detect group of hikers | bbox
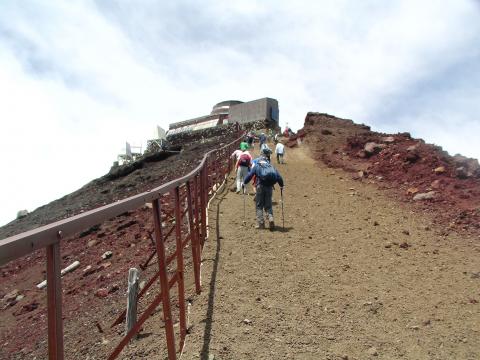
[230,131,286,231]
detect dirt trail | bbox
[182,143,480,360]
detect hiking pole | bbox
[281,187,285,230]
[242,184,246,226]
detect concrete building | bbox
[229,98,279,127]
[167,97,279,136]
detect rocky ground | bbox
[1,115,479,359]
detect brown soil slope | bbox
[183,144,480,360]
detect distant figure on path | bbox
[275,142,285,164]
[260,143,272,162]
[274,133,279,144]
[247,132,254,148]
[259,132,267,150]
[235,149,252,194]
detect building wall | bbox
[229,97,279,126]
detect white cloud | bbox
[1,0,479,226]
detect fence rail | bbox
[0,133,243,360]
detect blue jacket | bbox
[244,161,284,187]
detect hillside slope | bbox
[0,125,240,239]
[1,114,479,359]
[290,113,480,235]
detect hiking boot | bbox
[268,215,275,231]
[255,223,265,229]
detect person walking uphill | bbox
[275,141,285,164]
[259,132,267,150]
[243,157,284,230]
[235,149,252,194]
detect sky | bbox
[1,0,479,227]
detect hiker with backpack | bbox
[247,132,254,148]
[249,147,271,199]
[231,147,243,162]
[243,155,284,230]
[235,149,252,194]
[260,143,272,162]
[275,141,285,164]
[259,132,267,150]
[240,141,249,152]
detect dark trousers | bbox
[276,153,284,164]
[255,185,273,224]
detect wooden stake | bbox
[126,268,139,337]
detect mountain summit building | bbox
[167,97,279,135]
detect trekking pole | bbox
[281,187,285,230]
[242,184,246,226]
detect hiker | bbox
[275,141,285,164]
[247,133,254,148]
[240,141,249,152]
[231,147,243,162]
[274,133,279,144]
[249,147,271,197]
[260,144,272,162]
[259,132,267,150]
[243,156,284,230]
[235,149,252,194]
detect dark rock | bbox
[405,152,420,163]
[14,300,39,316]
[455,167,469,179]
[79,224,101,238]
[109,284,120,293]
[116,220,137,231]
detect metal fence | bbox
[0,133,243,360]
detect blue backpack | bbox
[257,160,277,186]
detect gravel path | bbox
[182,144,479,360]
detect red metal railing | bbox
[0,133,242,360]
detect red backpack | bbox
[238,153,251,167]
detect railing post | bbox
[199,167,207,247]
[193,175,202,259]
[207,158,212,195]
[228,145,233,174]
[152,199,176,360]
[46,235,64,360]
[186,181,201,294]
[173,187,187,350]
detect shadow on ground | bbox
[200,184,228,360]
